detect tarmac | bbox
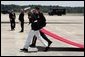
[1,13,84,56]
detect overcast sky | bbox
[1,1,84,7]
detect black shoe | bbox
[20,48,28,52]
[19,30,23,32]
[44,41,52,51]
[44,47,50,51]
[29,44,36,47]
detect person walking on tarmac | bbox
[20,8,51,52]
[19,9,24,32]
[27,7,52,51]
[9,9,16,31]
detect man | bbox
[21,7,52,52]
[20,9,48,52]
[29,7,52,51]
[9,10,16,31]
[19,9,24,32]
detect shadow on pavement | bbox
[19,46,84,53]
[36,46,84,52]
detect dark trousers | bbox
[10,19,15,30]
[20,21,24,31]
[31,31,51,45]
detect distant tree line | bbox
[1,4,84,13]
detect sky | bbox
[1,1,84,7]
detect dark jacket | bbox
[37,12,46,28]
[9,12,16,20]
[19,12,24,21]
[28,12,46,31]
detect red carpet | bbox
[41,28,84,48]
